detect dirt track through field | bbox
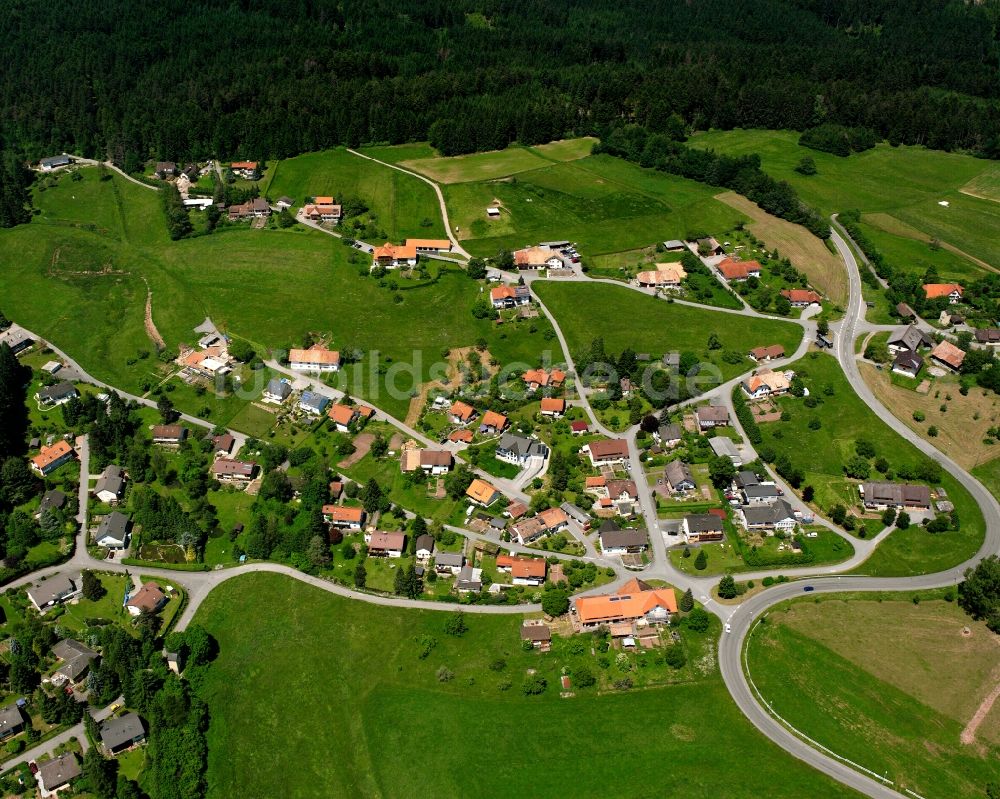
[142,277,166,351]
[863,212,998,274]
[961,670,1000,744]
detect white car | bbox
[724,623,731,633]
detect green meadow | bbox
[264,148,446,239]
[532,280,803,382]
[193,573,858,799]
[442,154,745,257]
[0,167,555,422]
[690,129,1000,272]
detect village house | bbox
[695,237,725,256]
[695,405,729,430]
[572,579,677,632]
[663,239,686,252]
[26,573,81,612]
[570,419,590,436]
[179,346,232,379]
[495,433,549,468]
[975,328,1000,346]
[0,705,24,741]
[664,460,696,493]
[210,433,235,455]
[39,154,73,171]
[276,196,294,211]
[655,423,682,449]
[520,621,552,650]
[598,524,648,555]
[37,489,67,518]
[539,397,566,417]
[302,203,342,222]
[582,438,630,467]
[228,197,270,221]
[605,479,639,515]
[151,424,187,446]
[298,391,331,416]
[434,551,464,575]
[126,582,167,616]
[456,563,483,593]
[860,482,931,511]
[372,242,418,269]
[230,161,260,179]
[780,289,822,307]
[522,367,567,392]
[328,403,360,432]
[94,464,126,505]
[31,440,75,476]
[466,478,503,507]
[738,499,797,534]
[929,340,965,372]
[51,639,99,685]
[479,410,509,435]
[95,511,131,549]
[561,502,591,528]
[448,428,474,444]
[490,284,531,309]
[513,245,566,270]
[262,378,292,404]
[323,505,366,530]
[636,263,686,289]
[495,554,547,586]
[716,257,761,282]
[401,448,453,475]
[288,344,341,372]
[100,713,146,755]
[154,161,176,179]
[36,753,81,795]
[414,535,436,562]
[896,302,916,319]
[923,283,963,304]
[512,506,569,544]
[35,381,78,407]
[179,163,199,181]
[749,344,785,362]
[709,436,743,466]
[406,238,452,254]
[211,459,256,484]
[887,324,932,355]
[367,531,406,558]
[741,368,791,400]
[891,350,923,379]
[448,400,477,426]
[682,513,724,544]
[742,482,781,505]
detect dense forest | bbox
[0,0,999,165]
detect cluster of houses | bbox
[177,330,236,381]
[371,239,452,269]
[25,573,168,617]
[511,243,577,273]
[886,322,967,376]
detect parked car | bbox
[28,762,37,775]
[803,585,814,592]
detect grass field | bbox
[714,191,848,306]
[856,215,992,281]
[959,163,1000,203]
[0,168,556,422]
[861,363,1000,471]
[533,280,803,384]
[193,573,858,799]
[264,148,446,239]
[690,129,1000,272]
[747,596,1000,798]
[756,353,984,576]
[443,154,746,257]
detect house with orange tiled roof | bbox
[923,283,963,303]
[495,555,547,586]
[780,289,822,307]
[740,368,792,400]
[513,246,566,270]
[490,284,531,309]
[230,161,259,178]
[522,368,566,392]
[322,505,366,529]
[328,403,359,432]
[449,400,477,425]
[406,239,452,253]
[540,397,565,417]
[572,579,677,631]
[511,506,568,545]
[303,203,342,222]
[289,344,341,372]
[466,478,503,507]
[372,242,417,269]
[716,257,760,282]
[31,440,75,476]
[479,410,509,435]
[448,428,473,444]
[636,263,686,288]
[749,344,785,362]
[930,340,966,372]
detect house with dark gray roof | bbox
[495,434,549,467]
[34,381,78,407]
[263,378,292,403]
[735,471,759,489]
[434,551,464,575]
[96,511,130,549]
[887,324,932,355]
[0,704,25,740]
[415,534,435,560]
[664,460,695,493]
[36,753,81,793]
[739,499,797,534]
[656,423,682,448]
[26,573,81,612]
[599,526,648,554]
[94,464,126,505]
[742,483,781,505]
[40,154,73,170]
[682,514,724,543]
[37,489,67,517]
[100,712,146,754]
[52,639,99,683]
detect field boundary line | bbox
[743,618,895,787]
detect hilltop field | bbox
[691,130,1000,278]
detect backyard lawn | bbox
[193,573,858,799]
[747,595,1000,799]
